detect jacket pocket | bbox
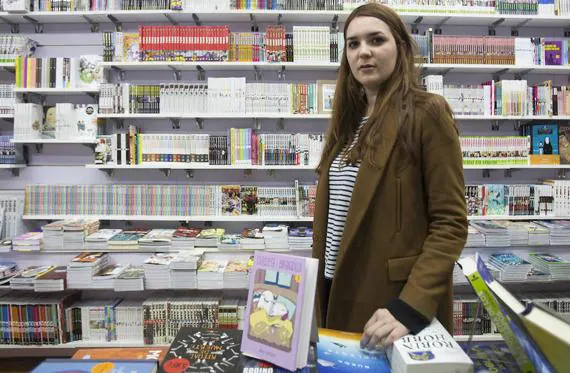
[396,178,401,233]
[387,254,420,282]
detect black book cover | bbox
[159,328,243,373]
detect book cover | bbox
[71,252,106,264]
[530,123,560,164]
[544,40,562,65]
[32,359,157,373]
[387,318,473,373]
[108,229,151,245]
[457,341,520,373]
[316,328,390,372]
[241,251,318,371]
[222,185,241,216]
[558,125,570,164]
[158,328,242,373]
[72,347,168,363]
[77,55,102,89]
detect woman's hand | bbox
[360,308,410,349]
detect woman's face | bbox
[345,16,398,92]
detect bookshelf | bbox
[2,3,570,352]
[10,139,97,144]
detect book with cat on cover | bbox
[158,328,242,373]
[72,347,168,363]
[387,318,473,373]
[316,328,390,372]
[241,251,318,371]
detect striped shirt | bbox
[324,117,367,279]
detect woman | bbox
[312,3,468,349]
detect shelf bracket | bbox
[185,170,194,179]
[82,143,97,151]
[82,15,99,33]
[192,13,202,26]
[504,169,513,178]
[278,66,286,80]
[514,69,533,80]
[434,17,450,34]
[514,19,530,30]
[244,169,252,176]
[411,16,423,34]
[513,120,522,131]
[204,221,213,227]
[34,144,43,153]
[482,169,490,178]
[23,15,43,33]
[195,118,204,129]
[112,66,125,81]
[277,117,284,130]
[0,16,18,33]
[565,28,570,38]
[161,168,171,177]
[557,169,567,179]
[510,27,519,37]
[267,169,275,177]
[170,118,181,129]
[249,14,258,32]
[102,168,114,176]
[196,65,206,81]
[253,66,262,81]
[253,118,261,130]
[107,14,122,32]
[491,120,500,131]
[10,168,20,177]
[277,13,283,26]
[488,18,505,35]
[331,14,338,31]
[164,13,179,26]
[115,118,124,129]
[492,68,508,81]
[440,67,452,76]
[169,65,182,81]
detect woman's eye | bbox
[348,41,358,49]
[371,37,385,45]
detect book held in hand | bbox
[241,251,318,371]
[387,318,473,373]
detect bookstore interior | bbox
[1,0,570,372]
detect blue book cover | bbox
[31,359,157,373]
[316,328,390,372]
[531,123,558,155]
[458,341,521,373]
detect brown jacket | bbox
[312,94,468,334]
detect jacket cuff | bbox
[387,298,431,335]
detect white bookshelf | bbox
[86,164,316,170]
[5,247,311,254]
[456,115,570,121]
[0,164,26,169]
[98,113,331,119]
[0,9,568,27]
[0,114,14,119]
[463,165,570,170]
[100,61,570,74]
[10,139,98,144]
[468,215,565,221]
[22,214,314,222]
[13,88,99,95]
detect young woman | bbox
[312,3,468,349]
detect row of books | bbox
[13,103,100,141]
[0,192,24,241]
[0,84,15,116]
[14,55,102,90]
[103,25,344,63]
[95,128,324,167]
[5,224,311,252]
[424,76,570,117]
[0,291,246,345]
[7,0,569,15]
[0,35,36,64]
[98,80,328,115]
[467,220,570,247]
[0,136,22,165]
[23,183,316,217]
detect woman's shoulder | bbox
[412,91,459,140]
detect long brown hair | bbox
[317,3,429,172]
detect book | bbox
[316,328,390,372]
[458,254,556,373]
[387,318,473,373]
[72,347,168,363]
[241,251,318,371]
[530,123,560,165]
[32,359,158,373]
[458,341,520,373]
[158,327,242,373]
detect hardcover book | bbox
[32,359,157,373]
[241,251,318,371]
[530,123,560,165]
[72,347,168,363]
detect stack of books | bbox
[67,252,110,289]
[34,266,67,292]
[138,229,175,251]
[223,260,249,289]
[197,260,226,289]
[528,253,570,280]
[92,264,126,289]
[171,227,201,250]
[114,266,145,291]
[84,229,122,251]
[170,250,203,289]
[143,253,175,289]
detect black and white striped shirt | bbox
[324,117,367,279]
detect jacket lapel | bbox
[335,111,400,274]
